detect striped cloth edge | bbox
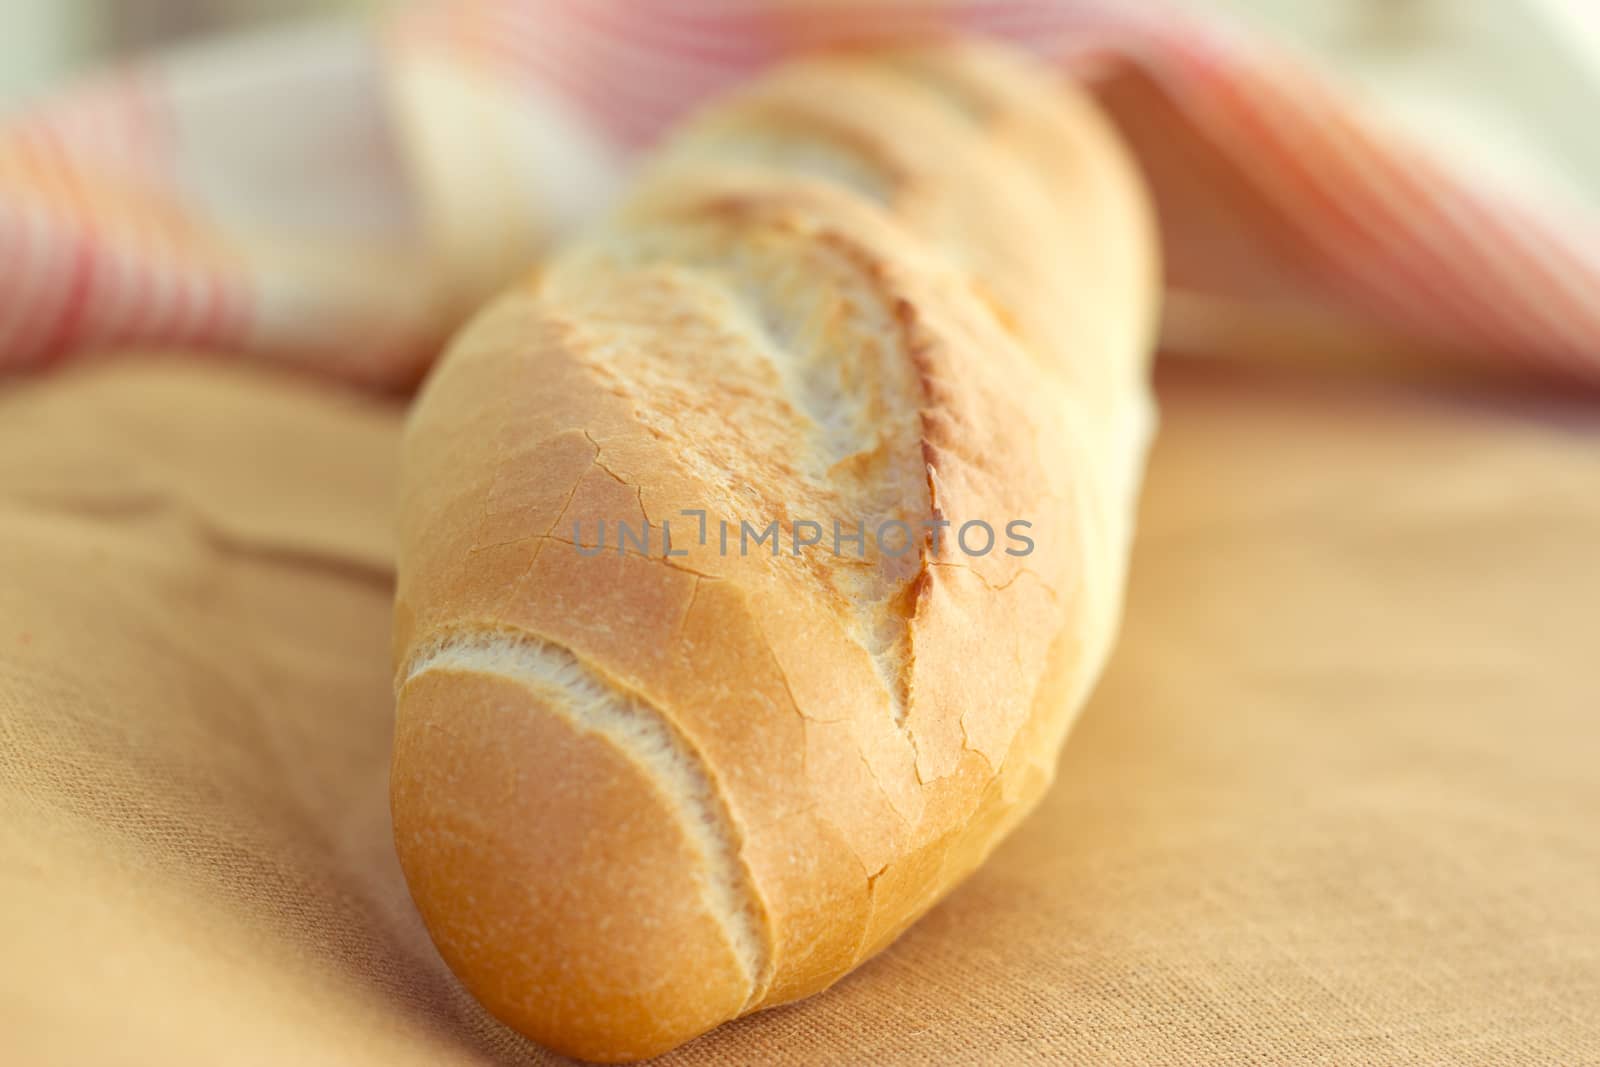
[2,0,1597,388]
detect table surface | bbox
[2,357,1597,1065]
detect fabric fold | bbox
[3,1,1598,386]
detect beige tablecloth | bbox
[2,358,1597,1065]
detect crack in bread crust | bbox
[404,629,772,1008]
[545,198,940,731]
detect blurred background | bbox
[3,0,1598,212]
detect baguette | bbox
[392,42,1158,1062]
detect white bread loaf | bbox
[392,42,1159,1062]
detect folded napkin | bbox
[3,0,1599,386]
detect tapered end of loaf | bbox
[391,658,755,1062]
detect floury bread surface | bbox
[391,43,1159,1062]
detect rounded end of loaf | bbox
[390,641,759,1063]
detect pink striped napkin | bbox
[3,0,1598,388]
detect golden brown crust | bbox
[392,42,1158,1061]
[393,666,753,1061]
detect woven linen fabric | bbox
[2,357,1597,1066]
[3,0,1600,387]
